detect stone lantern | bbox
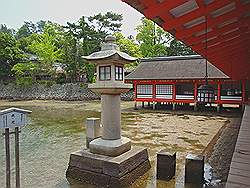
[66,35,150,187]
[84,35,135,156]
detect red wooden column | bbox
[153,81,156,109]
[134,81,138,109]
[242,80,246,104]
[153,81,156,99]
[194,81,198,101]
[173,81,176,101]
[217,81,221,103]
[134,81,137,100]
[217,81,222,112]
[194,81,198,111]
[172,81,176,110]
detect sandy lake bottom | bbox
[0,100,237,188]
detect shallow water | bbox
[0,100,229,188]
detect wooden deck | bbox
[226,105,250,188]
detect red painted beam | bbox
[192,30,249,50]
[192,36,250,52]
[144,0,189,19]
[209,44,249,59]
[138,0,157,8]
[184,18,250,45]
[175,3,250,39]
[163,0,233,30]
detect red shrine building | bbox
[122,0,250,111]
[126,55,248,111]
[121,0,250,81]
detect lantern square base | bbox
[89,137,131,157]
[66,147,151,187]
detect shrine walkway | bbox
[226,105,250,188]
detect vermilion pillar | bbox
[134,81,137,109]
[242,80,246,104]
[217,81,222,112]
[153,81,156,109]
[134,81,137,100]
[173,82,176,101]
[217,81,221,103]
[194,82,198,101]
[172,82,176,110]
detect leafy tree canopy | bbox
[136,18,172,57]
[28,23,64,75]
[0,33,25,77]
[136,18,196,58]
[15,20,47,39]
[0,24,15,35]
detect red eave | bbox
[122,0,250,80]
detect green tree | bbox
[63,12,123,82]
[115,32,141,68]
[169,39,196,56]
[16,22,34,39]
[0,24,14,35]
[136,18,196,57]
[136,18,172,57]
[0,33,25,77]
[115,32,142,58]
[28,23,64,76]
[15,21,47,39]
[11,62,38,86]
[61,32,86,82]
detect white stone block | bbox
[86,118,102,139]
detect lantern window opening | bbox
[99,66,111,81]
[115,66,124,81]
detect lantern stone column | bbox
[66,35,151,188]
[101,94,121,140]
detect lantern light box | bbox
[0,108,32,129]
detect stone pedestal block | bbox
[185,154,204,184]
[89,137,131,157]
[85,118,102,148]
[66,147,151,188]
[156,150,176,181]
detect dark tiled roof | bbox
[125,55,229,80]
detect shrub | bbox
[15,76,33,87]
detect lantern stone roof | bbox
[82,35,137,62]
[0,107,32,115]
[126,55,229,80]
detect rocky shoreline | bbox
[205,117,241,187]
[0,83,134,101]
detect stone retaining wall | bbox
[0,83,134,101]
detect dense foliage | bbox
[0,13,195,86]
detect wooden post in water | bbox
[15,127,20,188]
[4,128,11,188]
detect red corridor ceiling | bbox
[122,0,250,80]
